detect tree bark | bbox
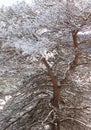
[41,58,60,130]
[41,58,60,108]
[72,30,79,49]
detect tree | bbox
[0,1,91,130]
[33,0,91,48]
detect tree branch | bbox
[41,58,60,108]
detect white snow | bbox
[0,0,33,7]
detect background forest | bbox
[0,0,91,130]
